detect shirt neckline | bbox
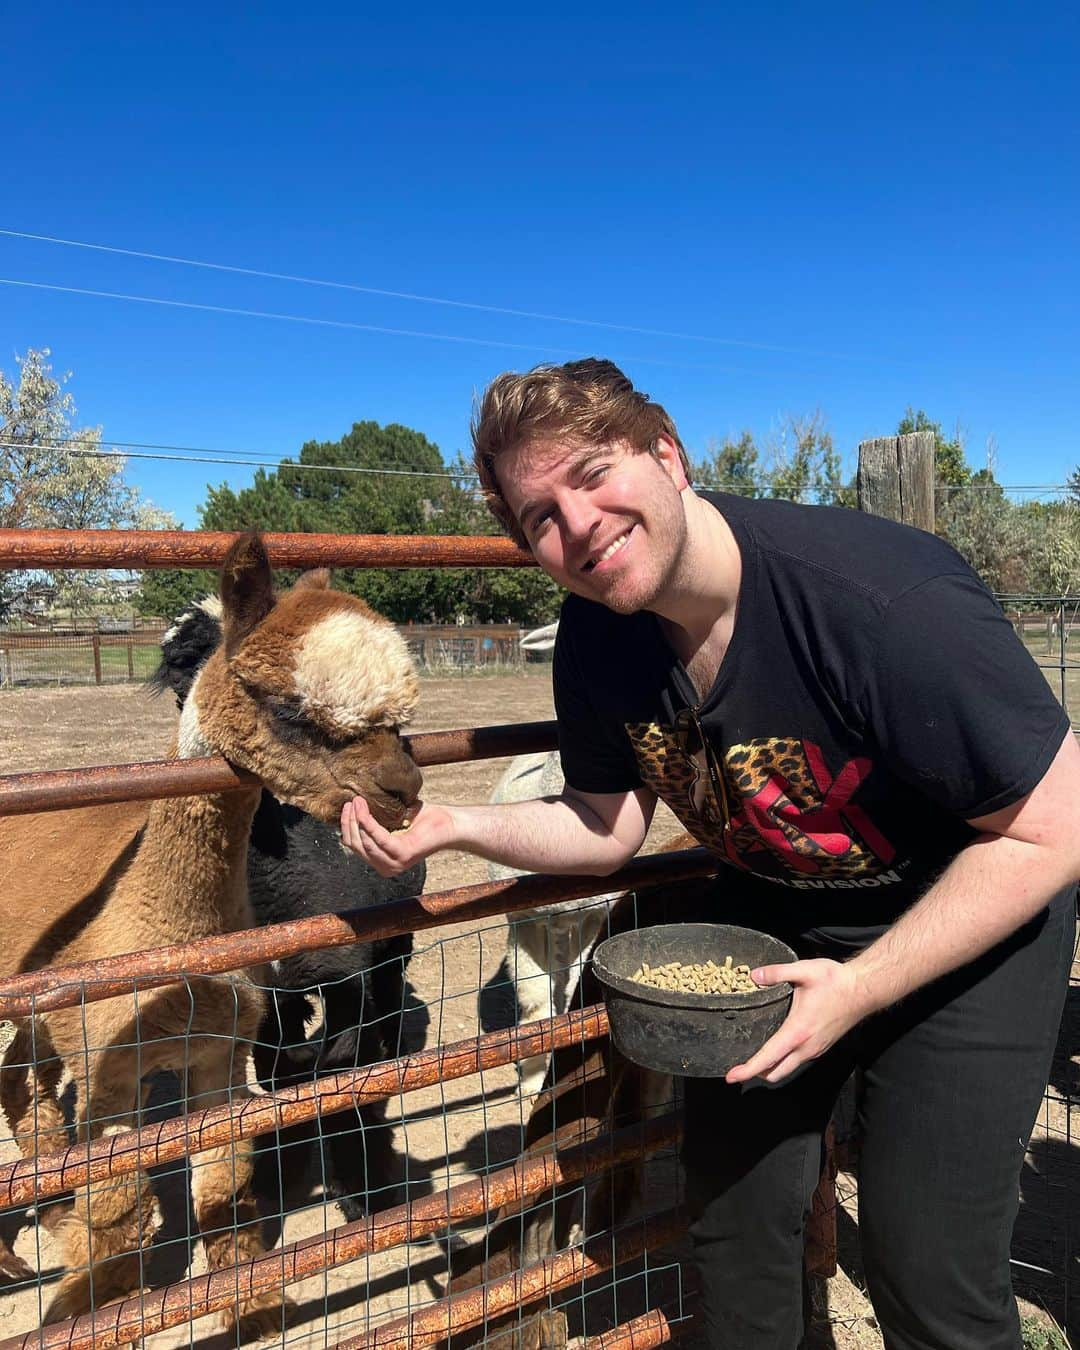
[654,491,757,714]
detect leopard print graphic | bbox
[626,723,893,880]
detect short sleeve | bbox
[553,605,643,794]
[860,573,1070,818]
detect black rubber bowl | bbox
[592,923,797,1078]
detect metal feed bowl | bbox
[592,923,797,1078]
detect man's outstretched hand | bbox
[340,796,456,877]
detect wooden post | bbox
[91,634,103,685]
[856,431,936,533]
[127,637,135,680]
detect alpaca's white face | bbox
[292,609,418,733]
[179,552,423,829]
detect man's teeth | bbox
[590,533,630,569]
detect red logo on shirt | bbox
[723,740,895,876]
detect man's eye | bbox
[528,510,553,535]
[584,464,610,485]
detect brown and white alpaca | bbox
[0,533,422,1333]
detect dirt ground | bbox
[0,676,1075,1348]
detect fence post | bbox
[127,637,135,680]
[856,431,936,533]
[91,634,103,685]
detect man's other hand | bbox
[724,958,871,1085]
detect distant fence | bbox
[0,624,537,687]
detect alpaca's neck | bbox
[125,697,261,941]
[133,787,261,939]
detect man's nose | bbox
[559,491,599,542]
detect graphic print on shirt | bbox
[626,723,897,882]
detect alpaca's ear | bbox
[293,567,331,591]
[220,533,275,656]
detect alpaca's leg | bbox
[187,1051,295,1339]
[44,1064,156,1324]
[0,1023,61,1280]
[369,938,413,1057]
[253,988,312,1090]
[320,1020,406,1220]
[1,1021,67,1157]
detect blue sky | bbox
[2,2,1077,527]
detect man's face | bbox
[497,435,690,614]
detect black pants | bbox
[680,888,1075,1350]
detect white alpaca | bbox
[489,626,619,1097]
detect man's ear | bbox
[653,433,690,491]
[219,532,276,657]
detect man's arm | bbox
[727,729,1080,1085]
[340,784,656,879]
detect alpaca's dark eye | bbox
[266,697,351,749]
[265,697,316,745]
[268,698,307,725]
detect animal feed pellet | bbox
[630,955,759,995]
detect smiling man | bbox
[341,358,1079,1350]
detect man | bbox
[342,359,1078,1349]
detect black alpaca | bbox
[151,597,427,1222]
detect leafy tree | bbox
[1,348,176,622]
[764,413,856,507]
[693,432,760,495]
[936,466,1027,594]
[1011,500,1080,598]
[692,417,855,506]
[188,425,560,626]
[135,568,213,620]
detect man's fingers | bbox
[753,961,806,987]
[760,1050,806,1084]
[725,1027,799,1084]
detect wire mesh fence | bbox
[1002,596,1080,730]
[0,898,697,1350]
[3,873,1073,1347]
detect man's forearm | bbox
[849,833,1076,1016]
[446,796,636,876]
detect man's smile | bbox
[583,528,633,572]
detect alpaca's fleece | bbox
[177,669,214,758]
[292,609,418,731]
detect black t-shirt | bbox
[553,492,1069,947]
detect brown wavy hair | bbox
[470,358,691,547]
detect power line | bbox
[0,440,478,481]
[3,438,1072,495]
[0,276,752,373]
[0,226,845,359]
[0,277,597,358]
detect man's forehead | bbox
[502,439,620,494]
